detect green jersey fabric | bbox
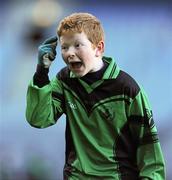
[26,56,165,180]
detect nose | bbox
[67,47,75,60]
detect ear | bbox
[95,41,104,57]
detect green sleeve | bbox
[128,88,166,180]
[26,77,64,128]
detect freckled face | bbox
[60,32,98,77]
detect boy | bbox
[26,13,165,179]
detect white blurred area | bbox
[0,0,172,179]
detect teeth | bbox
[69,61,81,64]
[69,62,82,66]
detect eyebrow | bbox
[61,43,68,46]
[61,39,83,46]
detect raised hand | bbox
[38,36,58,68]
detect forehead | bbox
[59,32,89,44]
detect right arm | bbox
[26,36,65,128]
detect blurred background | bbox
[0,0,172,179]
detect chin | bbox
[73,71,87,78]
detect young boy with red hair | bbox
[26,13,165,179]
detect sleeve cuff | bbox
[33,64,50,88]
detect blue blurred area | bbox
[0,0,172,179]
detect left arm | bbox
[128,88,166,180]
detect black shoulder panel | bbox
[115,70,140,99]
[56,66,70,80]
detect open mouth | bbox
[69,62,83,69]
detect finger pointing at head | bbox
[43,36,58,47]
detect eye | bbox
[61,46,68,50]
[75,43,81,48]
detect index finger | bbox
[43,36,58,46]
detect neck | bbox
[91,57,104,72]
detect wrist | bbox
[36,64,49,75]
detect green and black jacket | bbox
[26,56,165,180]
